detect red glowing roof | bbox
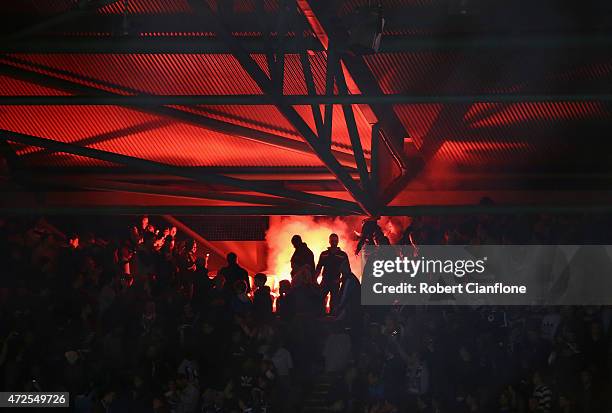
[1,105,327,168]
[1,0,611,215]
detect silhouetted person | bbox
[355,217,383,255]
[219,252,249,291]
[335,261,361,323]
[290,235,315,281]
[372,230,390,246]
[230,280,252,315]
[140,215,149,232]
[315,233,349,312]
[130,215,149,246]
[178,239,198,300]
[288,266,323,317]
[192,257,211,311]
[252,273,273,322]
[181,240,197,273]
[156,235,176,291]
[276,279,294,319]
[336,261,363,345]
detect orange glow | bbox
[379,216,411,244]
[264,216,363,310]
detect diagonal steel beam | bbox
[21,119,173,161]
[338,52,412,163]
[191,0,374,214]
[370,123,380,185]
[320,43,337,148]
[266,0,295,95]
[256,0,277,94]
[33,176,292,207]
[5,202,611,216]
[0,37,325,54]
[0,204,348,216]
[300,52,324,135]
[297,0,415,212]
[3,35,612,54]
[0,60,358,166]
[336,59,371,194]
[0,129,363,214]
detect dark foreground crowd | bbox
[1,213,612,413]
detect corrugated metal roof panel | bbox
[23,151,119,168]
[0,55,131,95]
[0,0,428,15]
[91,122,325,167]
[282,52,341,95]
[178,104,372,154]
[393,103,442,148]
[394,101,612,166]
[7,141,118,167]
[283,54,308,95]
[9,53,265,95]
[364,51,612,94]
[431,140,536,165]
[98,0,192,15]
[0,53,371,156]
[465,102,610,128]
[95,0,281,14]
[0,0,336,16]
[0,105,326,167]
[175,104,300,139]
[0,106,159,145]
[309,52,335,95]
[3,52,333,97]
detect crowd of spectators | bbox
[1,213,612,413]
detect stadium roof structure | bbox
[1,0,612,216]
